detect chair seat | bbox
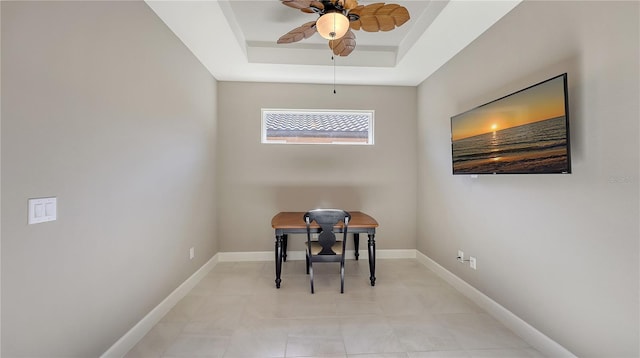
[308,241,343,256]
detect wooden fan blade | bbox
[390,5,410,26]
[282,0,323,13]
[376,15,395,31]
[281,0,313,10]
[348,5,363,30]
[355,3,410,32]
[310,1,325,10]
[359,15,381,32]
[329,30,356,56]
[343,0,359,10]
[349,18,361,30]
[359,2,384,16]
[370,3,399,15]
[277,21,317,44]
[348,4,372,30]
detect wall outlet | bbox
[457,250,464,263]
[189,247,195,260]
[469,256,477,270]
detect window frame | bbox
[261,108,375,145]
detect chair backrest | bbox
[304,209,351,256]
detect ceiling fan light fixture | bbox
[316,12,349,40]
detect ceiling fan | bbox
[277,0,410,57]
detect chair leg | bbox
[340,261,345,294]
[309,262,314,294]
[306,254,309,274]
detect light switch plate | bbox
[28,197,57,224]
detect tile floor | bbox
[125,258,546,358]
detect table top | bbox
[271,211,378,229]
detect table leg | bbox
[282,234,288,262]
[275,234,283,288]
[367,232,376,286]
[353,233,360,260]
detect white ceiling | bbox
[145,0,521,86]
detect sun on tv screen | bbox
[451,73,571,175]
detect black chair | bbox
[304,209,351,293]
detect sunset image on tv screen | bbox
[451,74,570,174]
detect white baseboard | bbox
[415,251,576,358]
[376,249,416,259]
[217,251,275,262]
[100,254,220,358]
[217,249,416,262]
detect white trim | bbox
[100,254,220,358]
[415,251,576,358]
[217,251,275,262]
[217,249,416,262]
[375,249,416,259]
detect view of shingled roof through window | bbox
[262,110,374,145]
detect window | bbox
[261,109,374,145]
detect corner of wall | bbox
[100,254,220,358]
[415,250,576,358]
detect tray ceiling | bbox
[145,0,521,86]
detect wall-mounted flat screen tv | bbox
[451,73,571,175]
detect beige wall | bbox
[417,1,639,357]
[217,82,417,253]
[3,1,638,357]
[0,2,3,353]
[1,1,218,356]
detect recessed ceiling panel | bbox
[145,0,522,85]
[226,0,439,66]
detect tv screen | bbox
[451,73,571,175]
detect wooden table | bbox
[271,211,379,289]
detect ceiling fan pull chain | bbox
[333,55,337,94]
